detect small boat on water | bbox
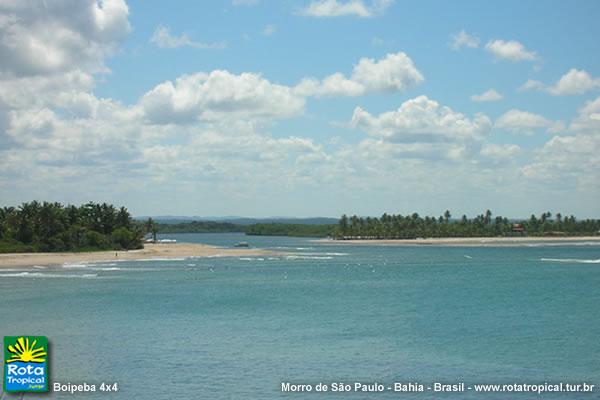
[234,241,250,248]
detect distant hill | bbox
[155,220,242,234]
[136,216,338,225]
[221,217,338,226]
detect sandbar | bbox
[0,242,275,269]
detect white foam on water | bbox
[527,241,600,247]
[285,255,333,260]
[0,272,99,279]
[541,258,600,264]
[297,252,348,256]
[134,257,187,262]
[62,263,88,269]
[87,263,118,267]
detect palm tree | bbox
[444,210,451,223]
[338,214,349,237]
[146,218,157,242]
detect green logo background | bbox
[4,336,48,393]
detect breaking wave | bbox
[0,272,99,279]
[541,258,600,264]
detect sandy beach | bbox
[319,236,600,247]
[0,243,275,269]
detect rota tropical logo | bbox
[4,336,48,393]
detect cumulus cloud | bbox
[294,52,423,97]
[150,25,226,49]
[495,109,563,135]
[0,101,333,207]
[485,39,537,62]
[520,69,600,96]
[350,95,491,143]
[0,70,95,111]
[479,143,520,165]
[548,69,600,95]
[516,96,600,194]
[299,0,393,18]
[521,135,600,189]
[449,30,479,50]
[0,0,130,78]
[518,79,545,92]
[471,89,503,102]
[3,0,597,216]
[569,96,600,133]
[139,70,305,124]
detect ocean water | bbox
[1,233,599,399]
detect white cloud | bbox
[521,134,600,190]
[569,96,600,133]
[518,79,545,92]
[262,24,277,36]
[517,96,600,194]
[548,69,600,95]
[139,70,305,124]
[495,109,562,134]
[351,95,491,143]
[480,143,520,161]
[0,70,95,111]
[485,39,537,62]
[299,0,393,18]
[2,1,597,216]
[519,69,600,96]
[150,25,225,49]
[471,89,503,102]
[294,52,423,97]
[449,30,479,50]
[0,101,333,207]
[0,0,130,78]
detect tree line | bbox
[244,223,335,237]
[334,210,600,239]
[153,221,334,237]
[155,220,241,234]
[0,201,145,253]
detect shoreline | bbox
[317,236,600,247]
[0,243,275,269]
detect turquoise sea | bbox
[1,233,599,399]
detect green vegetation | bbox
[334,210,600,239]
[156,220,242,234]
[155,220,334,237]
[244,223,335,237]
[0,201,144,253]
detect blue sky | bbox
[1,0,599,218]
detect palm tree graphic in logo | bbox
[6,337,46,363]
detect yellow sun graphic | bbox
[7,337,46,363]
